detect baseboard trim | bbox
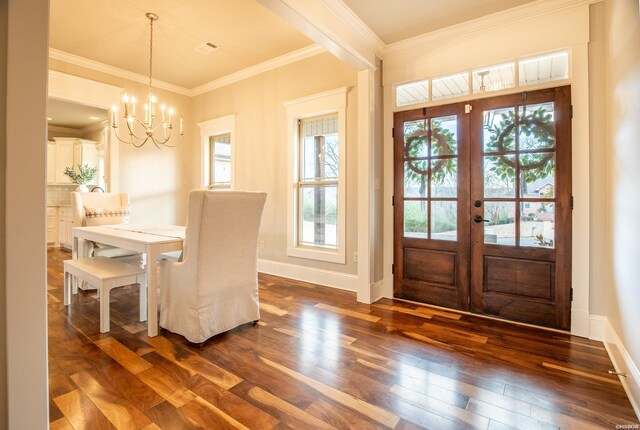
[589,314,606,341]
[371,280,385,302]
[604,319,640,420]
[258,258,357,292]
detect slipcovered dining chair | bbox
[70,191,139,260]
[159,190,267,343]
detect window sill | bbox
[287,246,345,264]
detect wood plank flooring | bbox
[47,248,639,429]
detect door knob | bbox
[474,215,489,223]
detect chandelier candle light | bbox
[112,12,183,149]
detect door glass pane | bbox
[518,102,555,150]
[483,107,516,152]
[484,202,516,246]
[404,120,428,157]
[520,202,555,248]
[520,153,555,198]
[431,201,457,241]
[431,159,457,198]
[484,155,516,198]
[431,115,457,155]
[404,200,428,238]
[299,185,337,248]
[405,161,428,197]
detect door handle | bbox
[474,215,489,223]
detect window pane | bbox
[404,120,428,158]
[431,201,457,241]
[484,155,516,198]
[519,51,569,86]
[431,159,457,198]
[520,153,555,198]
[472,63,515,93]
[431,115,457,155]
[484,202,516,246]
[518,103,555,150]
[299,185,337,248]
[405,161,428,198]
[213,160,230,184]
[396,80,429,107]
[210,133,231,187]
[520,202,555,248]
[432,73,469,100]
[404,200,427,238]
[483,107,516,152]
[301,115,339,180]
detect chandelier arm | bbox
[123,117,149,141]
[113,127,148,147]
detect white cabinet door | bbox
[46,207,58,245]
[47,143,56,184]
[58,207,73,248]
[55,141,74,184]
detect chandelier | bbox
[111,13,183,149]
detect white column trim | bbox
[357,69,375,303]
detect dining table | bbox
[72,224,185,337]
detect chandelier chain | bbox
[148,15,153,90]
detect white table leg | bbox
[146,245,159,337]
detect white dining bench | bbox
[63,256,147,333]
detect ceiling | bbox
[47,99,108,129]
[343,0,538,44]
[48,0,539,127]
[49,0,314,90]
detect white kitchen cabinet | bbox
[50,138,99,185]
[58,207,74,249]
[46,207,59,246]
[54,139,74,184]
[47,142,56,184]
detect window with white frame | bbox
[197,115,235,190]
[285,88,347,264]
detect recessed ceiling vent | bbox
[195,42,219,54]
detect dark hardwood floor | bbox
[47,248,639,429]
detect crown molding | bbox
[190,44,325,97]
[50,44,326,98]
[49,49,191,96]
[383,0,602,58]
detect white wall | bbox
[4,0,50,427]
[191,53,360,278]
[604,0,640,413]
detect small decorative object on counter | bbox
[63,164,97,192]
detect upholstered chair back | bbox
[159,190,267,343]
[70,192,130,227]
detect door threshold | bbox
[392,296,571,335]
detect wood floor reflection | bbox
[47,248,638,429]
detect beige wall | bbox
[191,53,360,275]
[49,59,193,225]
[605,0,640,376]
[0,0,7,424]
[588,3,608,316]
[4,0,50,427]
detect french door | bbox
[394,86,572,330]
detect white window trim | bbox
[284,87,348,264]
[198,115,236,189]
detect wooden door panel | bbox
[404,248,456,286]
[483,256,554,300]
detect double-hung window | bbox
[285,88,347,264]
